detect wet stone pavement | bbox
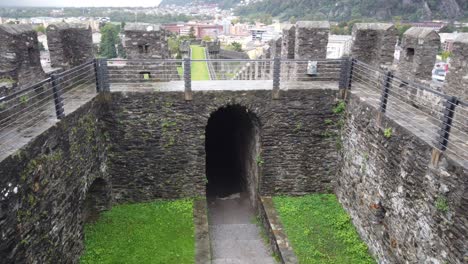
[207,192,277,264]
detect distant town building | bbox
[327,35,352,59]
[439,33,462,52]
[408,21,447,32]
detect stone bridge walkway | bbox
[208,192,276,264]
[352,82,468,167]
[0,84,97,160]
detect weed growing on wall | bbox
[384,128,392,138]
[435,196,449,213]
[333,100,346,114]
[256,154,264,167]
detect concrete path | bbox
[208,192,277,264]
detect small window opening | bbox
[406,48,415,62]
[144,44,150,53]
[140,71,151,80]
[138,45,144,54]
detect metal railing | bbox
[347,58,468,164]
[0,59,104,159]
[0,57,466,165]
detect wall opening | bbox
[406,48,415,62]
[139,71,151,80]
[205,105,260,203]
[82,178,111,223]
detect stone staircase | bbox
[208,193,277,264]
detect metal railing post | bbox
[379,71,393,113]
[184,58,192,101]
[94,58,109,92]
[437,96,458,151]
[272,57,281,99]
[50,74,65,119]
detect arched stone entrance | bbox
[82,178,111,223]
[205,104,261,204]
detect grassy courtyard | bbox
[80,199,195,264]
[273,194,375,264]
[190,45,210,80]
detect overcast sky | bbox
[0,0,163,7]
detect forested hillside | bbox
[161,0,468,21]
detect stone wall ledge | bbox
[194,198,211,264]
[258,196,298,264]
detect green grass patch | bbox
[273,194,375,264]
[80,199,195,264]
[177,66,183,78]
[190,45,210,81]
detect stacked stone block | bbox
[0,24,45,96]
[396,27,440,82]
[351,23,398,68]
[116,23,178,82]
[281,25,296,59]
[269,37,282,59]
[293,21,330,81]
[281,25,296,80]
[46,22,94,69]
[179,40,190,59]
[268,37,282,76]
[445,33,468,102]
[444,33,468,136]
[124,23,169,60]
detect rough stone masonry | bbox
[396,27,440,82]
[46,22,94,69]
[445,33,468,102]
[0,24,45,96]
[351,23,398,68]
[124,23,170,60]
[337,93,468,264]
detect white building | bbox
[327,35,352,59]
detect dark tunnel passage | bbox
[205,105,260,199]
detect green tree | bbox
[395,24,411,41]
[188,26,196,39]
[99,23,120,58]
[289,16,297,24]
[440,51,452,61]
[259,14,273,25]
[34,25,46,33]
[202,35,212,42]
[230,41,243,52]
[439,24,455,33]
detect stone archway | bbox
[205,104,261,205]
[82,178,111,223]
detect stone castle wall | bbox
[124,23,170,60]
[0,95,110,263]
[445,33,468,102]
[396,27,440,82]
[0,24,45,96]
[337,93,468,264]
[47,23,94,69]
[105,89,340,202]
[351,23,398,68]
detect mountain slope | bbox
[237,0,466,21]
[161,0,467,21]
